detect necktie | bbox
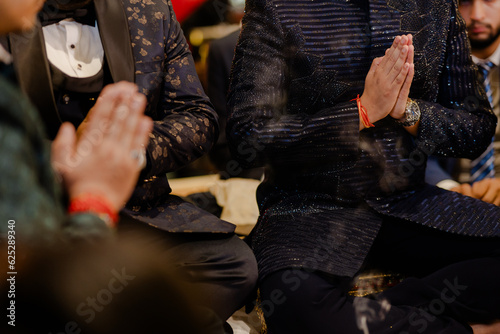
[470,61,496,183]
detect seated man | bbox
[2,0,257,329]
[2,32,151,244]
[426,0,500,206]
[227,0,500,332]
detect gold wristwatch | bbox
[397,98,421,127]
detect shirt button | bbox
[70,44,75,49]
[77,64,82,70]
[63,94,70,104]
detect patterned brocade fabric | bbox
[119,0,234,233]
[124,0,217,184]
[7,0,234,234]
[228,0,500,280]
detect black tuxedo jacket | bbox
[8,0,234,233]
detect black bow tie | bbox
[39,5,96,27]
[0,62,17,85]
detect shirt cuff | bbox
[436,179,460,190]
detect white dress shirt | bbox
[42,19,104,78]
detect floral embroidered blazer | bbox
[8,0,234,233]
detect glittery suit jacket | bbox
[227,0,500,279]
[7,0,234,233]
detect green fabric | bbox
[0,75,110,244]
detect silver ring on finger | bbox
[130,148,147,169]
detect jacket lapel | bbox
[94,0,135,83]
[9,23,61,138]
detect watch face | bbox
[408,102,416,117]
[400,99,421,126]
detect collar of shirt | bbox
[42,19,104,79]
[0,44,12,65]
[472,44,500,68]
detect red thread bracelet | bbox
[68,193,119,227]
[351,94,375,128]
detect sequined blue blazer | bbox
[7,0,234,234]
[227,0,500,279]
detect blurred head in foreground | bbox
[1,237,223,334]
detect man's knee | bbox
[227,236,258,294]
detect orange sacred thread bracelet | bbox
[351,94,375,128]
[68,193,119,227]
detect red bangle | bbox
[68,193,119,227]
[351,94,375,128]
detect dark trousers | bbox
[260,219,500,333]
[117,218,258,322]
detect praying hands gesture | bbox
[51,82,153,212]
[360,34,416,133]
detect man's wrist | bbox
[396,98,421,127]
[68,193,119,227]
